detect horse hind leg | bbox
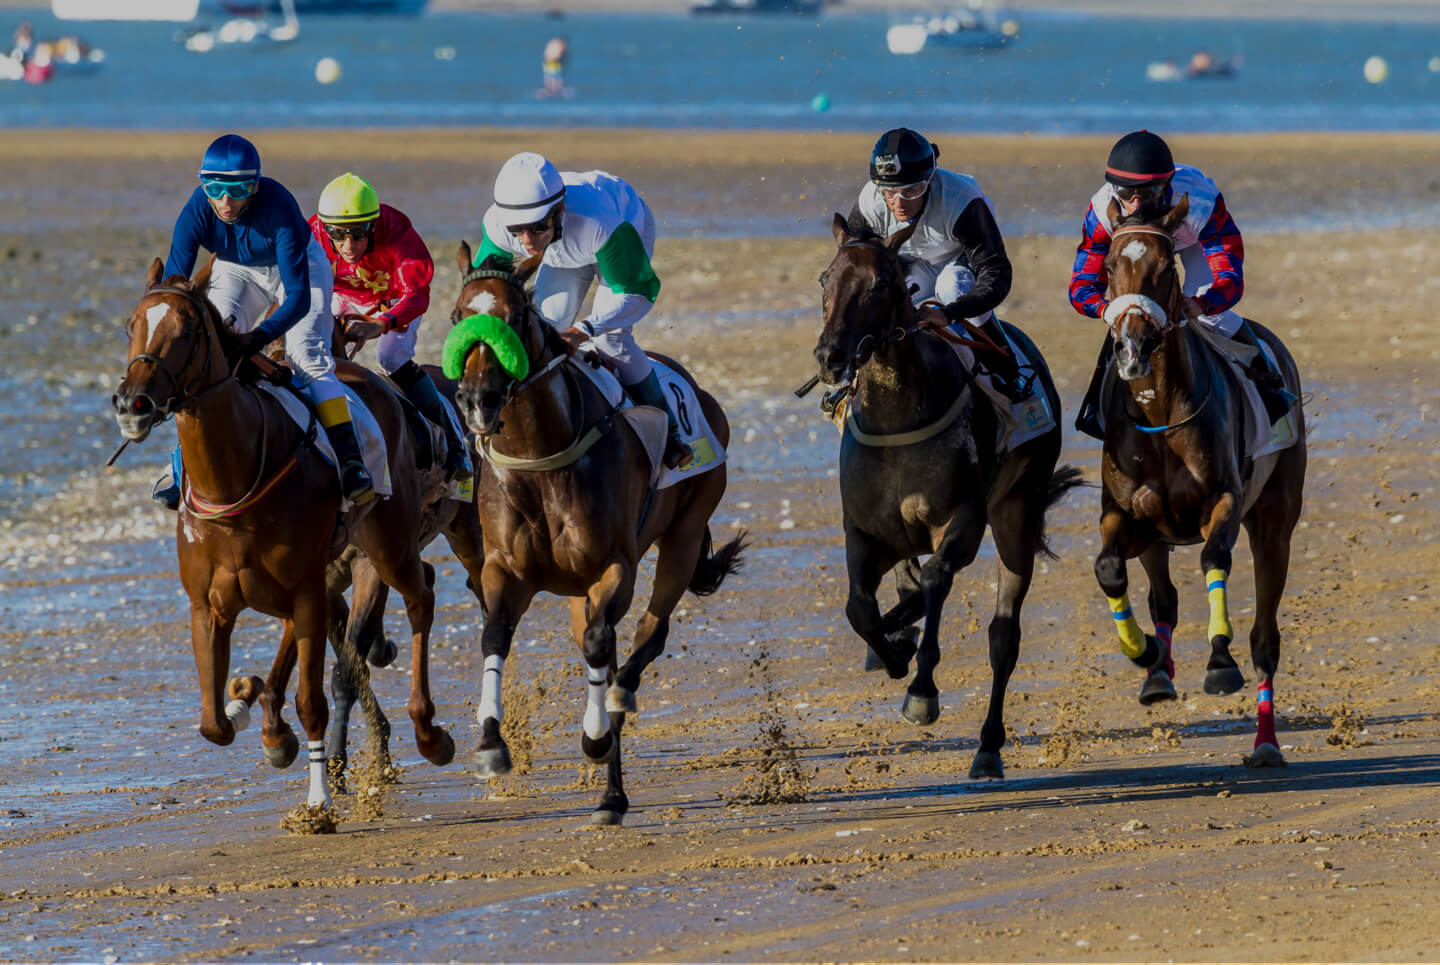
[1136,542,1179,705]
[1240,480,1302,768]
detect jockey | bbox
[1069,129,1297,438]
[309,172,472,483]
[152,134,374,510]
[471,151,693,468]
[851,127,1030,399]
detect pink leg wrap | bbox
[1156,622,1174,679]
[1255,679,1278,749]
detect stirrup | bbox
[152,473,180,512]
[341,461,375,505]
[663,434,695,470]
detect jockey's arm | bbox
[252,217,312,344]
[1193,192,1244,316]
[1068,204,1111,319]
[582,221,660,335]
[163,188,209,280]
[940,198,1011,322]
[379,224,435,332]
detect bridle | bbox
[122,285,229,419]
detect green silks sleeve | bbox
[595,221,660,302]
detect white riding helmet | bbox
[492,152,565,228]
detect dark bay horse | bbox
[1093,196,1306,766]
[812,213,1082,780]
[447,243,746,825]
[111,257,456,816]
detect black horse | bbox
[811,213,1082,779]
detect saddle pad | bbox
[947,324,1056,452]
[257,382,393,508]
[1190,325,1300,461]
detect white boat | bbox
[887,2,1018,55]
[54,0,200,20]
[179,0,299,52]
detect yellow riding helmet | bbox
[317,173,380,225]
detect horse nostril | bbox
[480,391,503,411]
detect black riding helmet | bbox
[870,128,939,188]
[1105,130,1175,187]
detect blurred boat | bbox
[691,0,824,15]
[178,0,299,52]
[1146,52,1242,82]
[887,2,1018,55]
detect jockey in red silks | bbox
[309,173,472,484]
[1069,130,1296,439]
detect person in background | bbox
[542,35,568,94]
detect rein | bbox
[123,285,230,418]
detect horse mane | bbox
[842,212,914,272]
[155,274,245,360]
[475,253,515,274]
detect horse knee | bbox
[583,622,616,667]
[480,618,513,660]
[919,557,955,595]
[1200,546,1233,576]
[1094,553,1126,596]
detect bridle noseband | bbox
[1105,225,1184,355]
[123,285,229,418]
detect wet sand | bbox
[1,129,1438,962]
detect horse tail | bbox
[688,525,748,596]
[1036,464,1087,561]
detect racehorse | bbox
[111,256,456,816]
[812,213,1083,780]
[447,243,746,825]
[1092,195,1306,766]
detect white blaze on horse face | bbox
[584,665,609,740]
[1121,239,1149,263]
[145,303,171,346]
[467,292,497,318]
[477,654,504,724]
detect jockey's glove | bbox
[238,329,274,358]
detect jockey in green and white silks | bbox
[472,152,693,469]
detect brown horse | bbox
[1093,196,1306,766]
[812,214,1083,780]
[448,244,746,825]
[111,257,456,816]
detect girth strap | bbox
[845,384,971,448]
[479,411,616,472]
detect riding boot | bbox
[976,315,1032,401]
[1074,333,1113,442]
[1233,320,1298,424]
[152,443,183,511]
[397,366,473,482]
[625,370,695,470]
[324,419,376,506]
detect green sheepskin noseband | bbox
[442,313,530,382]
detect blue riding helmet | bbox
[198,133,261,180]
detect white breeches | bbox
[906,258,994,325]
[209,237,344,404]
[1179,244,1243,337]
[333,292,419,375]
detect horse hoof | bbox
[264,732,299,769]
[863,647,884,673]
[1138,669,1177,705]
[1204,666,1246,695]
[969,751,1004,780]
[901,693,940,726]
[423,730,456,767]
[605,685,637,714]
[1243,743,1287,769]
[581,733,615,764]
[472,744,512,778]
[366,638,399,670]
[590,809,624,827]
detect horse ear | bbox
[456,240,473,274]
[146,258,164,290]
[191,253,217,294]
[1160,193,1190,233]
[884,221,918,253]
[831,212,850,245]
[513,251,544,284]
[1106,197,1123,228]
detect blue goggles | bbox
[201,177,258,200]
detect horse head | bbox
[1102,194,1189,381]
[812,212,917,385]
[112,255,235,442]
[446,243,557,436]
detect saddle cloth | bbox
[257,382,393,508]
[946,324,1056,452]
[571,356,727,490]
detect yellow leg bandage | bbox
[316,396,352,429]
[1206,568,1233,641]
[1107,593,1147,659]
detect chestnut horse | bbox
[812,214,1083,780]
[1093,196,1306,766]
[447,245,746,825]
[111,257,456,816]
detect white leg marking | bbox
[145,303,170,345]
[467,292,497,317]
[224,698,251,733]
[583,665,609,740]
[306,739,332,808]
[1121,239,1149,263]
[477,654,504,724]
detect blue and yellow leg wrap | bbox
[1107,594,1148,660]
[1206,568,1233,641]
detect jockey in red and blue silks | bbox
[309,172,472,483]
[1068,130,1296,439]
[153,133,373,509]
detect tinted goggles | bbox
[1114,181,1167,204]
[879,176,932,202]
[506,218,553,237]
[324,221,376,242]
[201,177,258,200]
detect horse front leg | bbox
[1095,509,1168,680]
[291,579,333,809]
[862,559,926,673]
[260,621,300,768]
[188,595,246,746]
[903,507,986,729]
[472,564,534,778]
[843,524,911,679]
[581,560,636,826]
[1136,542,1179,705]
[1198,490,1246,696]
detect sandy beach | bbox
[1,128,1438,961]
